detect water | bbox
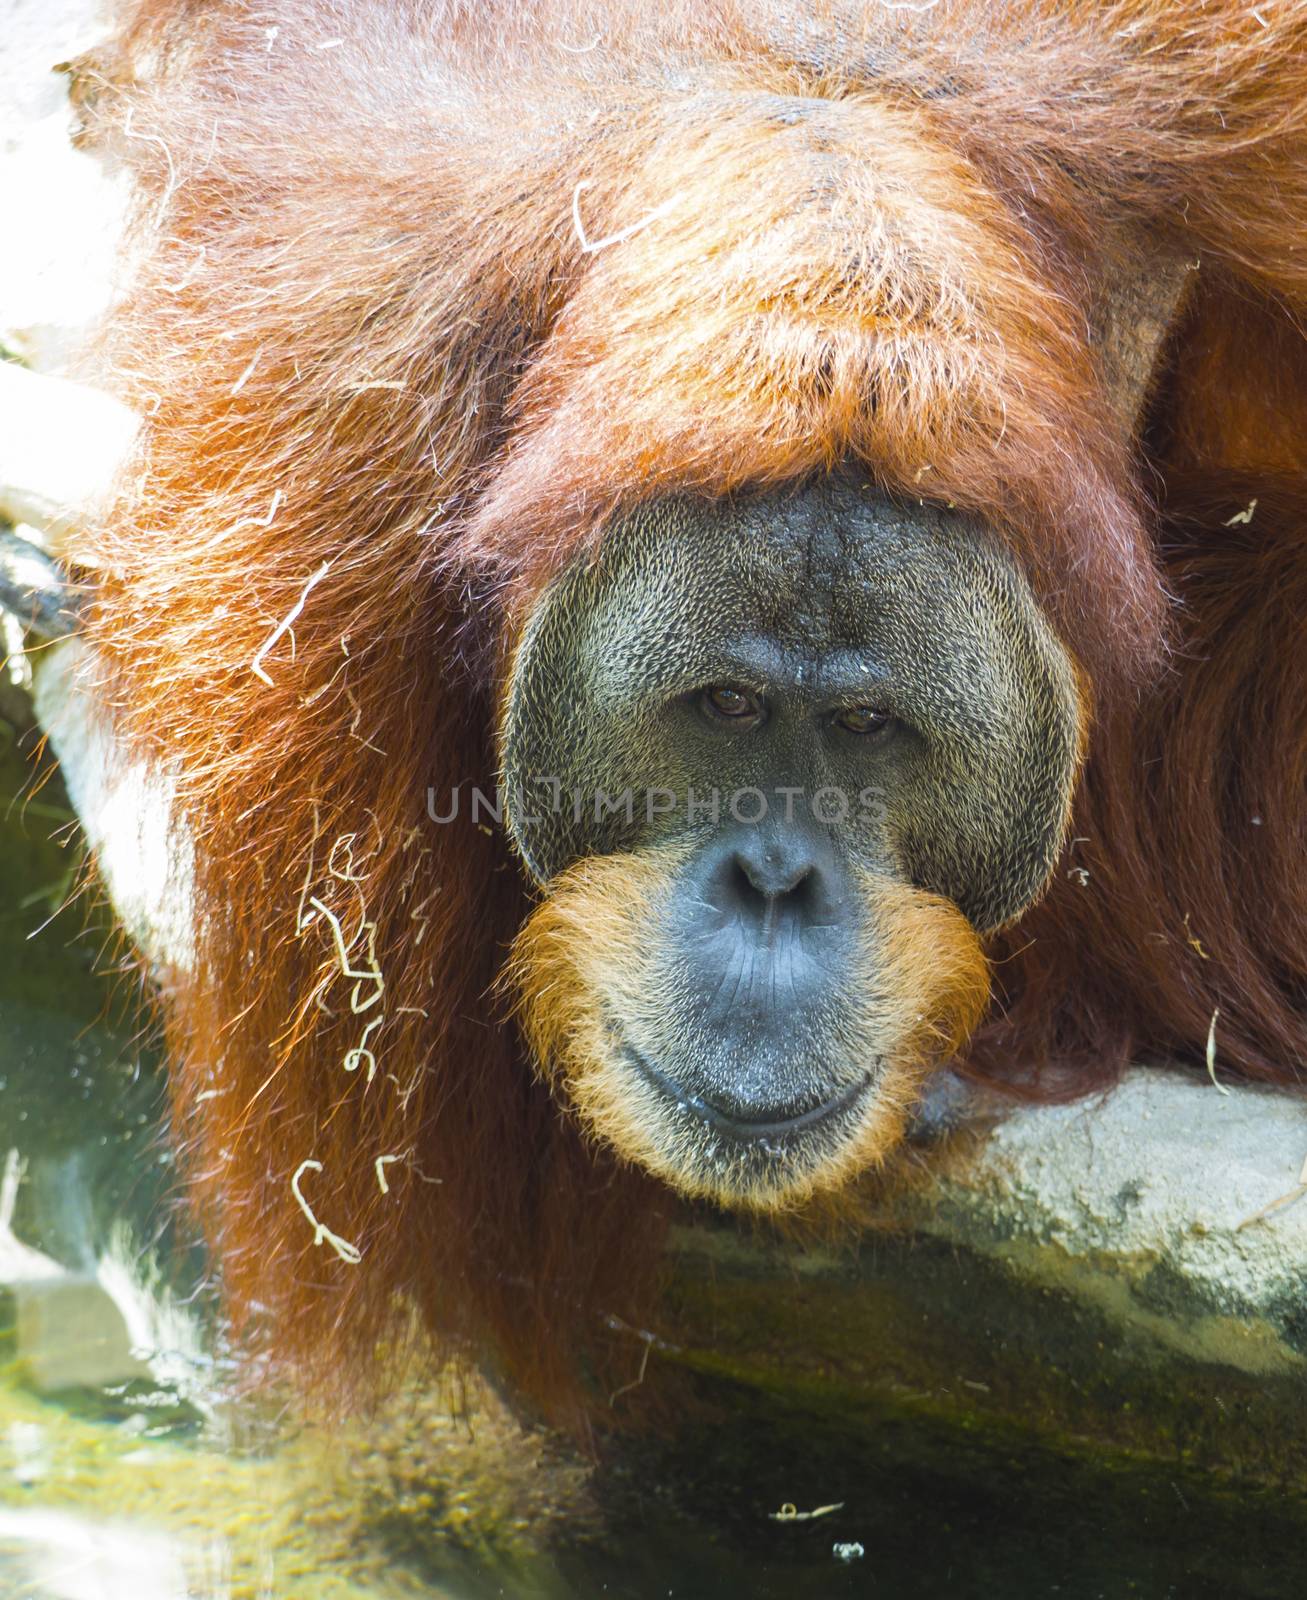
[0,723,1305,1598]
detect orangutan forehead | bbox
[580,480,1021,655]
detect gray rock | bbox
[662,1066,1307,1487]
[921,1068,1307,1375]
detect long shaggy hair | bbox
[71,0,1307,1423]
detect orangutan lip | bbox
[623,1047,872,1143]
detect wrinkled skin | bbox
[500,476,1083,1208]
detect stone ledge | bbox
[660,1067,1307,1489]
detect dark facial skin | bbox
[500,475,1081,1189]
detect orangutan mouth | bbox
[623,1046,875,1146]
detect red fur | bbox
[75,0,1307,1421]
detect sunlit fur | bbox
[508,851,989,1212]
[67,0,1307,1424]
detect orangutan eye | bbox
[699,685,763,725]
[834,705,891,735]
